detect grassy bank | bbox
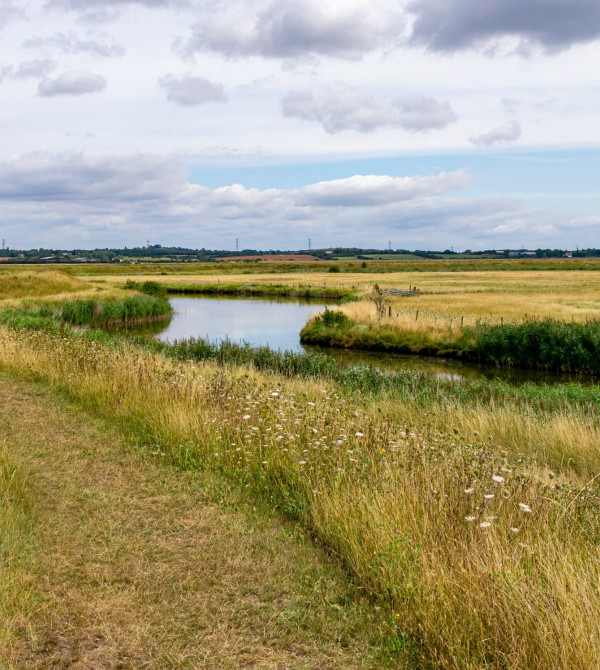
[0,293,172,330]
[2,326,600,668]
[0,375,390,669]
[301,308,600,373]
[131,279,356,301]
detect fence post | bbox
[416,310,419,321]
[501,316,504,325]
[461,316,464,328]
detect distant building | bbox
[564,251,573,258]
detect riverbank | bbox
[300,307,600,374]
[144,280,355,301]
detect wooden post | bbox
[461,316,464,328]
[415,310,419,321]
[389,306,392,318]
[501,316,504,325]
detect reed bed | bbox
[1,326,600,668]
[0,293,172,329]
[301,304,600,374]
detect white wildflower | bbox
[464,487,474,494]
[355,432,364,437]
[492,475,505,484]
[465,516,476,522]
[519,503,532,513]
[484,493,494,499]
[480,521,491,528]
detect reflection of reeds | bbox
[2,326,600,668]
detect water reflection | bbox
[114,295,595,386]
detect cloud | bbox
[294,172,471,206]
[407,0,600,54]
[181,0,402,59]
[158,74,227,106]
[46,0,189,9]
[37,71,107,96]
[0,1,23,30]
[23,31,125,57]
[469,121,522,146]
[282,84,456,133]
[0,152,584,250]
[0,153,188,202]
[567,215,600,228]
[0,59,57,82]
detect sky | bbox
[0,0,599,251]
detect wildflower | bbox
[308,401,315,406]
[484,493,494,499]
[519,503,532,513]
[355,432,364,437]
[242,414,251,420]
[465,516,476,522]
[299,460,307,465]
[480,521,491,528]
[464,487,474,494]
[510,527,519,533]
[492,475,505,484]
[261,460,268,464]
[271,392,279,397]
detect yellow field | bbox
[76,268,600,322]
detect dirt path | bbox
[0,375,389,669]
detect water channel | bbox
[120,295,591,385]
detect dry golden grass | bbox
[2,327,600,668]
[80,268,600,322]
[0,271,88,302]
[0,374,390,669]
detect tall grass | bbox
[0,293,172,329]
[56,294,172,325]
[1,326,600,668]
[0,441,35,655]
[301,309,600,373]
[158,281,354,300]
[0,270,87,301]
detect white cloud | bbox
[0,59,57,82]
[37,71,107,96]
[294,172,471,206]
[282,84,456,133]
[469,121,522,146]
[0,0,23,30]
[181,0,402,60]
[158,74,227,106]
[23,31,125,57]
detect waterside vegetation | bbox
[301,305,600,374]
[1,325,600,668]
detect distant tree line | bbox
[0,245,598,263]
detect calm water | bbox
[142,295,329,351]
[119,295,592,385]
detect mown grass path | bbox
[0,374,391,669]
